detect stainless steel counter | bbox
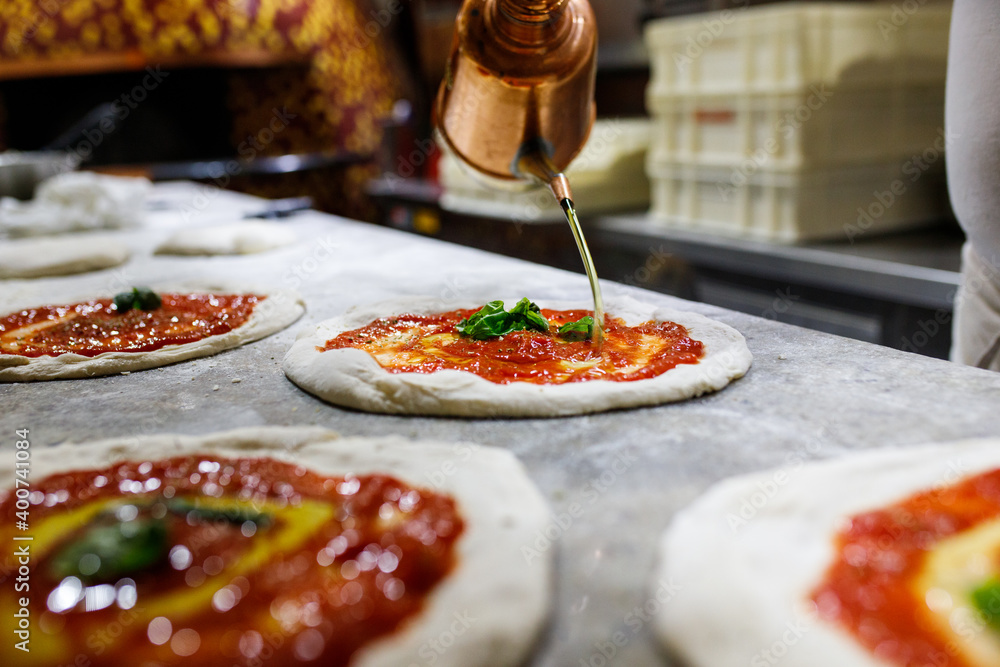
[594,213,963,311]
[3,184,999,666]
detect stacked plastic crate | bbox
[644,3,952,242]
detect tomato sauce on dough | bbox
[0,294,263,357]
[0,456,463,666]
[812,469,1000,667]
[322,308,705,384]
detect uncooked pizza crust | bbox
[0,172,150,237]
[154,221,297,255]
[0,281,304,381]
[653,439,1000,667]
[0,235,130,279]
[0,426,552,667]
[282,295,752,417]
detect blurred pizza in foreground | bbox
[0,427,550,667]
[655,439,1000,667]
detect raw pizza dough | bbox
[653,439,1000,667]
[0,426,552,667]
[282,295,752,417]
[0,235,129,278]
[0,281,304,381]
[0,172,150,237]
[154,221,297,255]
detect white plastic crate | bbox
[439,119,651,222]
[646,3,951,96]
[645,3,951,170]
[643,2,952,240]
[648,159,948,243]
[647,83,944,170]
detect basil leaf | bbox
[558,315,594,341]
[455,300,509,339]
[49,514,167,584]
[509,298,549,333]
[456,299,550,340]
[166,497,271,527]
[134,287,162,311]
[113,290,136,312]
[972,579,1000,631]
[113,287,161,313]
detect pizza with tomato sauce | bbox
[283,296,752,417]
[0,427,551,667]
[0,283,304,381]
[653,439,1000,667]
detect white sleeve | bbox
[946,0,1000,273]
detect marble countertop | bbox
[3,183,1000,666]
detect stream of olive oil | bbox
[559,197,605,350]
[514,148,605,349]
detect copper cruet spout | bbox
[433,0,598,201]
[434,0,605,350]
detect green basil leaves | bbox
[49,513,167,584]
[972,579,1000,632]
[557,316,594,341]
[47,497,272,584]
[456,298,549,340]
[456,299,594,341]
[113,287,161,313]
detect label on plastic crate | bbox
[694,109,736,124]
